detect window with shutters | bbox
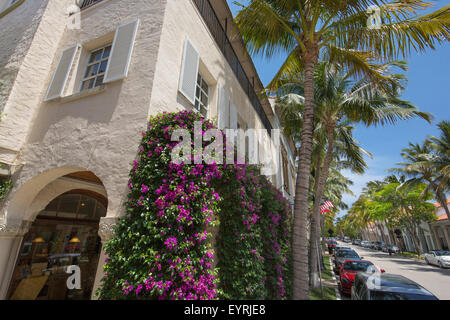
[194,73,209,117]
[80,44,112,92]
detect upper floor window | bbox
[44,19,139,102]
[80,45,112,91]
[195,73,209,116]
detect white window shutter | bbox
[178,38,199,105]
[255,140,259,164]
[288,165,293,195]
[44,45,79,101]
[229,101,238,130]
[217,86,229,129]
[104,19,140,83]
[277,152,283,188]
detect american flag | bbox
[320,200,334,214]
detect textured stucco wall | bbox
[0,0,71,164]
[2,0,284,224]
[0,0,48,115]
[2,0,168,223]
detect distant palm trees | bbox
[275,60,431,289]
[392,120,450,216]
[284,58,433,279]
[346,174,436,255]
[234,0,450,299]
[344,121,449,256]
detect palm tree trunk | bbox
[292,55,317,300]
[428,179,450,217]
[407,223,422,255]
[308,150,322,286]
[376,222,388,244]
[436,189,450,217]
[309,123,335,289]
[321,214,327,251]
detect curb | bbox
[392,253,425,264]
[329,256,341,300]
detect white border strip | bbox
[329,256,341,300]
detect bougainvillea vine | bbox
[96,110,292,300]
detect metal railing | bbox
[192,0,273,134]
[79,0,105,10]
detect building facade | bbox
[360,200,450,254]
[429,200,450,251]
[0,0,296,300]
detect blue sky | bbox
[227,1,450,217]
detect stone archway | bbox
[0,168,111,299]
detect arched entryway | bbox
[6,173,108,300]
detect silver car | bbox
[424,250,450,268]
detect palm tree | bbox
[392,141,450,217]
[235,0,449,299]
[275,60,430,288]
[426,120,450,198]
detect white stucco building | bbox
[360,200,450,254]
[0,0,297,300]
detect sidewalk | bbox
[309,252,339,300]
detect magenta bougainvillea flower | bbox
[164,236,178,250]
[97,110,292,301]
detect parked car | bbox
[334,250,361,274]
[360,241,369,248]
[351,273,439,300]
[424,250,450,268]
[372,241,385,250]
[352,239,361,246]
[381,244,400,254]
[367,241,377,249]
[363,241,373,248]
[343,236,351,243]
[339,260,385,295]
[327,240,337,254]
[335,245,351,251]
[333,246,352,259]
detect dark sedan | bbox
[351,273,439,300]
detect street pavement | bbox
[335,241,450,300]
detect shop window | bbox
[8,192,106,300]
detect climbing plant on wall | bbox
[0,164,12,201]
[96,110,293,300]
[97,111,221,300]
[215,167,292,299]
